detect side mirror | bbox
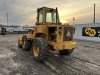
[29,29,32,32]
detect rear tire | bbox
[59,49,74,55]
[18,40,22,48]
[22,36,32,51]
[32,38,48,62]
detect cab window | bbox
[38,10,43,23]
[46,10,58,23]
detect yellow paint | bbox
[48,41,76,50]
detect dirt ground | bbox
[0,34,100,75]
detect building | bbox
[0,24,33,33]
[74,23,100,42]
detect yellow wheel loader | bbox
[0,26,6,35]
[18,7,76,62]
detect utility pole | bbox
[73,17,75,25]
[0,18,2,25]
[7,13,8,25]
[93,4,96,23]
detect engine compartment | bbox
[48,27,57,42]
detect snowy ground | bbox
[0,34,100,75]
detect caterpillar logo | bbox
[85,28,96,36]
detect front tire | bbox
[22,36,32,51]
[18,40,22,48]
[32,38,48,62]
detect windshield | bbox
[46,10,59,23]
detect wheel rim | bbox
[33,43,39,57]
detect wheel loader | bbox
[18,7,76,62]
[0,26,6,35]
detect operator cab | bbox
[36,7,60,25]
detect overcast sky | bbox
[0,0,100,26]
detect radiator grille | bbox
[63,27,73,41]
